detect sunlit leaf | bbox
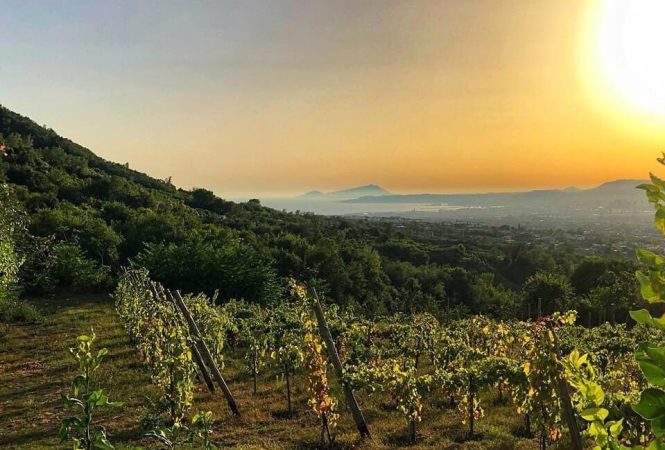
[633,388,665,423]
[636,343,665,387]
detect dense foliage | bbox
[0,183,40,321]
[0,184,22,305]
[617,165,665,449]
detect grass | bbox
[0,295,545,449]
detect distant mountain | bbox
[342,179,651,212]
[592,179,647,191]
[301,190,326,198]
[298,184,390,200]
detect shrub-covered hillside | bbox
[0,105,644,319]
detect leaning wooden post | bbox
[556,375,582,450]
[548,322,583,450]
[310,287,371,439]
[157,285,216,393]
[171,289,240,416]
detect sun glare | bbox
[594,0,665,118]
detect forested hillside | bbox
[0,105,645,321]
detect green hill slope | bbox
[0,105,395,310]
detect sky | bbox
[1,0,664,198]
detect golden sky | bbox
[1,0,664,197]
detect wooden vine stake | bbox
[156,284,216,393]
[170,289,240,416]
[548,322,582,450]
[310,287,371,439]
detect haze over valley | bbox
[261,179,654,229]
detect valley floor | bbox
[0,295,544,449]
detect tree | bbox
[521,272,573,319]
[135,231,280,305]
[0,183,40,322]
[0,184,24,305]
[187,188,233,215]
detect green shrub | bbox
[0,183,41,322]
[135,231,280,304]
[0,297,41,323]
[50,242,112,291]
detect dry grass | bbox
[0,295,544,449]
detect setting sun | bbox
[594,0,665,118]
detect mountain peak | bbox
[302,190,324,196]
[298,184,390,200]
[592,179,648,191]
